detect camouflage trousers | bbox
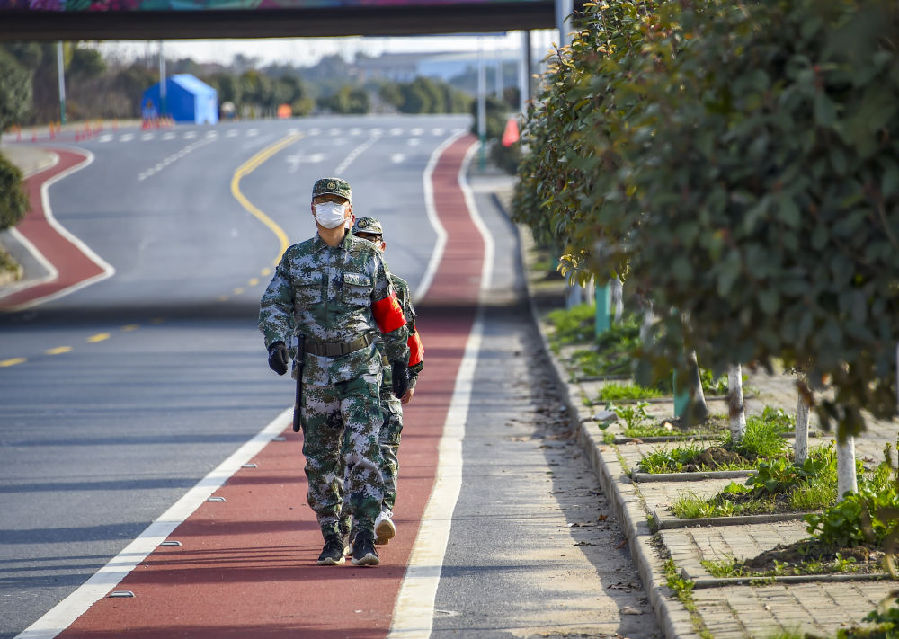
[301,374,384,539]
[337,391,404,535]
[378,392,404,512]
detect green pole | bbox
[672,369,689,419]
[594,285,610,337]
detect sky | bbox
[98,30,560,68]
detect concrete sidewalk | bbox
[506,215,898,637]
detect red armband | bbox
[372,292,406,334]
[407,329,423,367]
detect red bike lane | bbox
[0,148,111,311]
[52,134,483,638]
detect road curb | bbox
[518,223,700,639]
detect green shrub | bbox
[0,152,28,231]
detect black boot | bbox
[317,534,345,566]
[351,530,379,566]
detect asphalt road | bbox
[0,115,659,639]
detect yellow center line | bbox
[0,358,26,367]
[248,278,259,286]
[87,333,111,343]
[46,346,72,355]
[261,268,272,276]
[230,133,302,268]
[233,287,245,295]
[121,324,140,332]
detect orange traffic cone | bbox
[502,117,520,147]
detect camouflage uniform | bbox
[337,216,424,541]
[258,187,409,543]
[376,272,422,511]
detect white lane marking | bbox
[3,150,116,311]
[206,130,218,139]
[333,129,382,175]
[119,134,134,142]
[414,130,466,301]
[183,131,197,139]
[98,134,113,143]
[162,132,176,140]
[226,129,239,138]
[390,128,404,136]
[137,137,216,182]
[247,129,259,137]
[286,152,326,172]
[14,408,293,639]
[308,128,320,136]
[411,128,424,136]
[350,128,362,136]
[408,139,420,147]
[141,133,154,141]
[388,139,492,638]
[370,128,383,136]
[327,128,341,137]
[431,128,444,136]
[390,153,405,164]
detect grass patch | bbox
[637,411,791,474]
[599,382,664,402]
[662,558,713,639]
[669,444,838,517]
[546,304,596,346]
[702,543,882,578]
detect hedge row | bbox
[513,0,899,436]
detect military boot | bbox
[374,510,396,546]
[316,534,345,566]
[351,530,379,566]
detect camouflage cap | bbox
[312,177,352,202]
[352,216,383,237]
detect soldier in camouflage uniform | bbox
[340,216,424,547]
[259,177,411,567]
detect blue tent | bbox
[142,74,218,125]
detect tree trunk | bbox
[794,374,810,466]
[727,364,746,445]
[837,435,858,500]
[611,277,623,323]
[679,350,709,426]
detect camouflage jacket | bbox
[258,233,409,385]
[377,273,423,396]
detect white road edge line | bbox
[14,408,293,639]
[388,139,493,638]
[414,130,467,301]
[4,149,116,311]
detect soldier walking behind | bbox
[344,216,424,547]
[258,177,410,567]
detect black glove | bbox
[391,360,409,399]
[268,342,289,376]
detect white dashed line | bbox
[98,134,113,143]
[119,134,134,142]
[390,153,405,164]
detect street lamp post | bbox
[57,41,66,125]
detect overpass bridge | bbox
[0,0,579,41]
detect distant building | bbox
[142,74,218,124]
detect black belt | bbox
[305,334,371,357]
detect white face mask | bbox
[314,201,347,229]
